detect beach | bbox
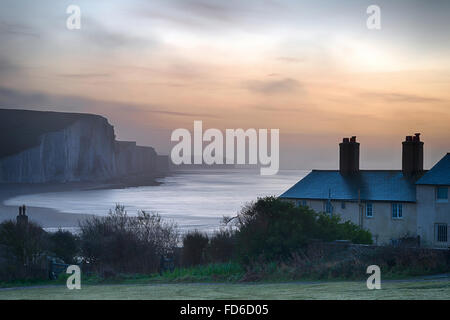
[0,183,100,228]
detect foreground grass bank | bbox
[1,260,448,289]
[0,278,449,300]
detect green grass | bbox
[0,261,446,289]
[0,279,449,300]
[155,262,245,282]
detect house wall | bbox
[416,185,450,248]
[287,198,417,245]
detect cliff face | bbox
[0,109,167,183]
[114,142,158,176]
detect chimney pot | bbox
[16,205,28,226]
[414,133,421,141]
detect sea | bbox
[4,169,308,234]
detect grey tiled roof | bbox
[280,170,417,202]
[416,153,450,186]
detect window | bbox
[392,203,403,219]
[365,203,373,218]
[296,200,307,207]
[436,187,448,202]
[341,201,346,209]
[435,224,448,243]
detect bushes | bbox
[0,220,48,281]
[79,205,179,274]
[182,231,209,266]
[237,242,449,282]
[315,214,373,244]
[181,229,237,267]
[180,197,372,266]
[48,230,79,264]
[207,229,235,263]
[231,197,372,263]
[3,198,445,283]
[360,246,450,276]
[232,197,314,263]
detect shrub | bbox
[79,204,178,274]
[47,230,79,264]
[207,229,236,263]
[315,214,373,244]
[360,246,449,276]
[231,196,372,263]
[182,231,209,266]
[0,220,48,281]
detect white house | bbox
[416,153,450,247]
[280,134,449,248]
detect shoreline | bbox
[0,174,166,229]
[0,169,307,230]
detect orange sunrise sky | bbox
[1,0,449,169]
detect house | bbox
[279,134,449,248]
[416,154,450,247]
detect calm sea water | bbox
[5,169,308,233]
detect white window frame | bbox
[365,203,373,218]
[435,223,448,243]
[392,203,403,219]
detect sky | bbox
[0,0,449,169]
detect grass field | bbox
[0,278,449,300]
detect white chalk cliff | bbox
[0,109,166,183]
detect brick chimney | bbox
[16,205,28,226]
[339,136,360,175]
[402,133,424,176]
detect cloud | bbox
[0,57,20,74]
[0,21,40,39]
[251,104,317,113]
[134,0,280,32]
[56,73,112,79]
[0,86,217,119]
[244,78,302,95]
[117,62,212,83]
[360,92,444,103]
[176,0,240,22]
[276,57,305,63]
[79,18,155,50]
[0,87,51,108]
